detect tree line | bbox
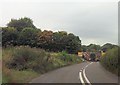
[2,17,81,54]
[1,17,117,53]
[81,43,118,52]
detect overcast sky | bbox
[0,0,118,46]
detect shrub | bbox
[100,47,119,76]
[57,51,81,64]
[58,51,69,61]
[6,46,50,72]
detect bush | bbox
[6,46,50,72]
[100,47,119,76]
[58,51,69,61]
[57,51,82,64]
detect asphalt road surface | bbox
[30,61,118,84]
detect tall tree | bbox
[7,17,36,31]
[18,27,39,47]
[87,44,101,52]
[52,31,68,51]
[101,43,118,52]
[37,30,53,50]
[64,33,81,54]
[2,27,18,46]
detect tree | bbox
[64,33,81,54]
[52,31,68,51]
[37,30,81,53]
[52,32,81,53]
[81,45,88,52]
[2,27,18,46]
[87,44,101,52]
[7,17,36,31]
[37,30,53,50]
[18,27,39,47]
[101,43,118,52]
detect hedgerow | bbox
[100,47,119,76]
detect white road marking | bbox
[79,72,85,85]
[79,62,93,85]
[83,68,91,85]
[85,65,88,68]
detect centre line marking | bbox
[79,62,93,85]
[83,68,91,85]
[79,72,85,85]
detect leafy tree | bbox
[37,30,53,50]
[64,33,81,54]
[7,17,36,31]
[87,44,101,52]
[52,31,68,51]
[2,27,18,46]
[101,43,118,52]
[52,32,81,54]
[18,27,39,47]
[81,45,88,52]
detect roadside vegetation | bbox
[100,47,119,76]
[2,46,82,83]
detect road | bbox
[30,62,118,84]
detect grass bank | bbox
[100,47,119,76]
[2,46,82,83]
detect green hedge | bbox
[100,47,119,76]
